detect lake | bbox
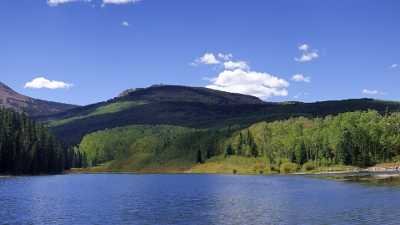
[0,174,399,225]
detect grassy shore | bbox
[69,155,367,176]
[70,156,269,175]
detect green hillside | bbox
[42,85,400,145]
[225,110,400,168]
[78,125,232,172]
[78,111,400,174]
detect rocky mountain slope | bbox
[0,82,77,117]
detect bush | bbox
[271,165,280,173]
[280,162,299,174]
[393,155,400,163]
[302,161,317,171]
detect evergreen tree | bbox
[0,108,85,175]
[196,150,203,163]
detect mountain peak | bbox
[0,81,77,116]
[0,82,29,110]
[117,85,265,105]
[0,81,18,94]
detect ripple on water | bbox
[0,174,400,225]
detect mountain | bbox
[42,84,400,145]
[0,82,77,117]
[116,85,264,105]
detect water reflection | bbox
[0,174,399,225]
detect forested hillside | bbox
[225,110,400,168]
[42,85,400,145]
[78,111,400,173]
[0,108,86,175]
[79,125,231,171]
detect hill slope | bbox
[43,85,400,144]
[78,111,400,174]
[0,82,77,117]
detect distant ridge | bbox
[0,81,77,117]
[117,85,265,105]
[41,84,400,145]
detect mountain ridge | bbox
[39,84,400,145]
[0,81,78,117]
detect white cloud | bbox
[295,43,319,63]
[195,52,289,99]
[122,21,130,27]
[295,52,319,62]
[390,64,398,69]
[218,53,233,61]
[223,61,249,71]
[362,89,385,95]
[206,69,289,99]
[102,0,141,5]
[47,0,91,6]
[298,44,309,51]
[291,74,311,83]
[193,53,220,65]
[48,0,140,6]
[24,77,73,89]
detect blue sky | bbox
[1,0,399,105]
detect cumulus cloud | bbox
[218,53,233,61]
[298,44,309,51]
[193,53,220,65]
[194,52,289,99]
[47,0,91,6]
[24,77,73,89]
[206,69,289,99]
[193,52,238,66]
[122,21,130,27]
[102,0,141,5]
[291,74,311,83]
[223,61,249,71]
[295,43,319,63]
[47,0,141,6]
[362,89,385,95]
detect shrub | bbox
[393,155,400,163]
[302,161,317,171]
[271,165,280,173]
[280,162,299,174]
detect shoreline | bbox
[3,169,400,181]
[68,167,400,178]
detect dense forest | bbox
[0,108,86,175]
[78,110,400,173]
[79,125,231,170]
[226,110,400,168]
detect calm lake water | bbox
[0,174,399,225]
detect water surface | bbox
[0,174,399,225]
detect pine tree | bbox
[0,108,86,175]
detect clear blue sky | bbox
[1,0,399,105]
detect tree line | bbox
[0,108,87,175]
[225,110,400,168]
[77,110,400,171]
